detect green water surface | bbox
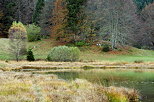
[46,69,154,102]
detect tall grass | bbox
[0,72,139,102]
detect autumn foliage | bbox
[9,22,27,61]
[51,0,68,42]
[51,0,86,43]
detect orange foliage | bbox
[51,0,68,42]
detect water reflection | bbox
[46,71,154,102]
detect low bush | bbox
[134,60,144,63]
[65,43,76,47]
[25,24,41,42]
[133,44,142,49]
[47,46,80,62]
[102,44,111,52]
[75,41,90,47]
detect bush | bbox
[75,41,86,47]
[27,49,35,61]
[133,44,142,49]
[134,60,144,63]
[102,44,111,52]
[75,41,90,47]
[47,46,80,62]
[25,24,41,42]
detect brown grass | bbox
[0,72,139,102]
[0,61,154,71]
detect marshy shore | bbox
[0,61,154,71]
[0,72,139,102]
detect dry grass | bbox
[0,61,154,71]
[0,72,139,102]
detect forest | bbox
[0,0,154,49]
[0,0,154,102]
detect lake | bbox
[44,69,154,102]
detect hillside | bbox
[1,38,154,62]
[0,0,154,49]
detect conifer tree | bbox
[33,0,45,25]
[0,10,4,37]
[134,0,154,11]
[27,49,35,61]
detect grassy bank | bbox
[1,61,154,71]
[0,38,154,62]
[0,72,139,102]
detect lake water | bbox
[46,70,154,102]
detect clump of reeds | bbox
[0,72,139,102]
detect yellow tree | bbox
[9,22,27,61]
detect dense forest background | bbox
[0,0,154,49]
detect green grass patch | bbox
[0,38,11,60]
[81,49,154,62]
[0,38,154,62]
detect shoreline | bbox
[0,61,154,71]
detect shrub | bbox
[69,47,80,61]
[102,44,111,52]
[27,49,35,61]
[134,60,144,63]
[47,46,80,62]
[25,24,41,42]
[75,41,90,47]
[133,44,142,49]
[75,41,86,47]
[66,43,75,47]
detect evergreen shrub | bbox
[102,44,111,52]
[27,49,35,61]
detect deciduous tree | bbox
[51,0,67,42]
[139,3,154,49]
[8,22,27,61]
[84,0,139,49]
